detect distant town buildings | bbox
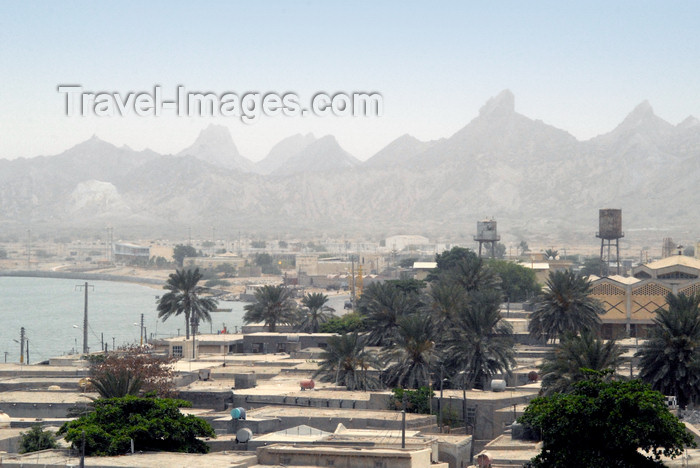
[112,242,150,265]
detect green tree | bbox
[528,270,603,343]
[426,282,469,333]
[19,424,58,453]
[494,242,506,259]
[539,332,624,396]
[519,373,695,467]
[214,263,236,277]
[385,278,426,295]
[319,312,365,334]
[172,244,197,267]
[382,312,436,389]
[390,386,434,414]
[580,256,605,277]
[58,396,216,456]
[157,268,218,341]
[297,292,334,333]
[443,290,515,390]
[314,333,382,391]
[487,259,541,302]
[243,285,297,332]
[637,293,700,407]
[91,370,143,398]
[440,253,500,293]
[519,240,530,256]
[357,281,421,345]
[543,248,559,260]
[254,252,281,274]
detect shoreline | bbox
[0,269,164,288]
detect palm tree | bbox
[297,292,335,333]
[382,312,436,389]
[528,270,603,343]
[358,282,421,345]
[440,254,501,293]
[443,290,515,390]
[243,285,297,332]
[636,293,700,407]
[91,370,143,398]
[314,333,382,391]
[426,282,469,333]
[539,331,624,395]
[157,268,217,340]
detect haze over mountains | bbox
[2,90,699,243]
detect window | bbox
[172,345,183,358]
[277,342,287,353]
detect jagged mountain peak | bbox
[364,133,435,168]
[254,133,317,174]
[271,134,359,176]
[479,89,515,117]
[678,115,700,129]
[623,100,656,123]
[177,124,253,171]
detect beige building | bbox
[591,255,700,338]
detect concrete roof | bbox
[643,255,700,270]
[0,449,257,467]
[246,406,431,422]
[0,391,95,404]
[520,262,549,270]
[163,334,243,343]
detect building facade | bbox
[591,255,700,338]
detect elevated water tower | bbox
[596,209,623,276]
[474,219,500,258]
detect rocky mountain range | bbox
[1,90,699,244]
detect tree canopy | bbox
[314,332,381,391]
[58,396,215,456]
[539,331,624,396]
[637,292,700,407]
[528,270,603,342]
[88,349,176,398]
[519,373,695,467]
[157,268,218,341]
[172,244,197,267]
[487,259,541,302]
[243,285,297,332]
[19,425,58,453]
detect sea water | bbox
[0,276,248,363]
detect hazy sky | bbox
[1,1,699,161]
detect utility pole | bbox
[107,227,114,264]
[26,340,29,364]
[75,282,94,354]
[140,313,144,346]
[350,254,356,307]
[401,393,407,448]
[19,327,25,364]
[26,229,31,269]
[191,316,197,359]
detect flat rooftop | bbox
[0,449,258,467]
[246,405,431,422]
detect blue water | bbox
[0,277,248,363]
